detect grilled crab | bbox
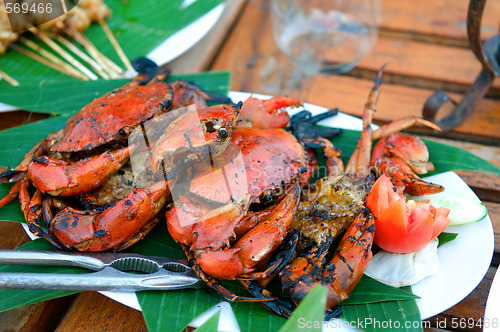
[0,59,240,252]
[163,95,348,306]
[230,67,446,318]
[278,67,445,316]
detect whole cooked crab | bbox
[0,58,239,251]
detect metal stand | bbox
[422,0,500,132]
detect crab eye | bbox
[218,128,229,139]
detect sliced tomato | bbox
[365,174,403,217]
[366,174,451,254]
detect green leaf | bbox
[342,275,419,305]
[193,310,220,332]
[0,0,225,86]
[278,284,327,332]
[0,80,128,115]
[340,298,422,332]
[137,287,287,332]
[0,71,232,115]
[437,232,458,247]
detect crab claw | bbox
[195,185,300,280]
[28,146,132,197]
[48,181,169,251]
[238,97,302,129]
[373,157,444,195]
[371,133,435,174]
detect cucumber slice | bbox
[407,192,488,226]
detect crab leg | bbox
[345,67,384,175]
[28,146,132,196]
[0,137,51,207]
[281,208,375,310]
[195,185,300,280]
[301,137,344,177]
[371,116,441,140]
[182,244,280,303]
[30,181,170,252]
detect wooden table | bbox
[1,0,499,331]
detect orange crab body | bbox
[51,80,173,153]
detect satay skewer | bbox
[98,19,134,75]
[0,68,20,86]
[9,44,88,80]
[19,37,89,80]
[55,35,110,79]
[30,27,99,81]
[66,28,122,78]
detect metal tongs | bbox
[0,250,205,292]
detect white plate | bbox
[484,268,500,332]
[0,3,224,113]
[147,3,224,65]
[22,91,494,324]
[410,171,493,319]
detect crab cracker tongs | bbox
[0,250,205,292]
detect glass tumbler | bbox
[270,0,381,75]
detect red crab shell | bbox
[187,127,309,204]
[232,127,308,198]
[51,81,173,153]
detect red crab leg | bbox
[0,137,50,207]
[371,116,441,141]
[0,179,31,217]
[195,185,300,280]
[344,67,443,195]
[0,180,21,209]
[28,146,132,196]
[46,181,169,251]
[238,96,302,129]
[301,137,344,177]
[281,208,375,310]
[344,67,383,175]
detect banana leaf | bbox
[0,71,232,115]
[0,0,225,86]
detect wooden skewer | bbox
[79,32,126,77]
[99,19,135,75]
[0,68,20,86]
[55,35,111,80]
[66,28,122,79]
[9,44,88,80]
[30,27,99,81]
[19,37,88,80]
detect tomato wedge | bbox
[366,174,451,254]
